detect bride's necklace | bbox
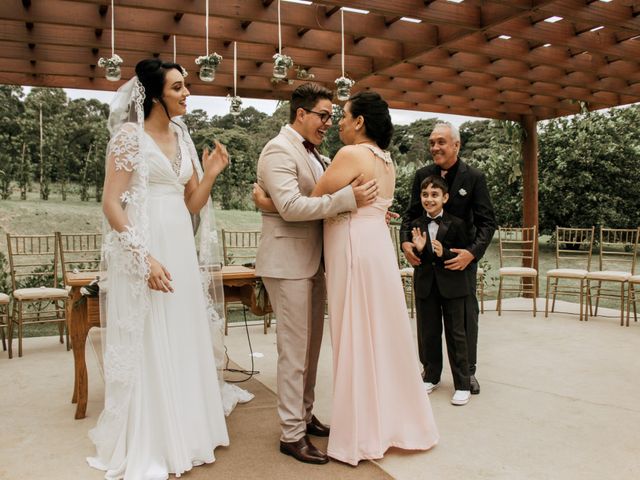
[171,142,182,176]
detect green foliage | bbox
[79,145,92,201]
[0,87,109,202]
[0,85,25,200]
[391,119,437,167]
[0,169,10,200]
[0,252,10,293]
[18,143,31,200]
[538,106,640,233]
[15,260,59,290]
[189,127,260,210]
[393,163,417,215]
[461,120,523,226]
[2,83,639,228]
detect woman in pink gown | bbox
[312,92,439,465]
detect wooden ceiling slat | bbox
[537,0,640,33]
[0,34,374,77]
[447,33,640,84]
[358,75,579,114]
[53,0,438,47]
[377,61,620,109]
[405,49,640,101]
[316,0,482,29]
[497,16,640,61]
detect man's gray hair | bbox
[433,122,460,143]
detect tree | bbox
[392,163,417,215]
[0,85,25,199]
[461,120,524,226]
[63,98,109,179]
[18,143,31,200]
[79,145,92,202]
[95,143,105,202]
[182,109,211,132]
[538,106,640,233]
[22,88,70,200]
[214,128,260,210]
[391,119,437,167]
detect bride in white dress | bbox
[88,59,251,480]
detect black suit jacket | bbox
[401,158,496,262]
[412,212,470,299]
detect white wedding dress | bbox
[88,128,238,480]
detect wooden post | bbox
[521,115,539,297]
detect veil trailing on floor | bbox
[90,76,251,458]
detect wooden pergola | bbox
[2,0,640,253]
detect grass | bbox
[0,193,624,338]
[0,191,264,338]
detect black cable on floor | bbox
[223,306,260,382]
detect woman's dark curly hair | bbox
[135,59,184,119]
[348,91,393,149]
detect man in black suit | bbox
[401,122,496,395]
[411,175,472,405]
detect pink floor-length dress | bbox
[324,195,439,466]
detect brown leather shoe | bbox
[306,415,330,437]
[280,435,329,464]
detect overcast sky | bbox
[58,87,479,127]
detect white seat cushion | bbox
[499,267,537,276]
[585,270,631,282]
[627,275,640,284]
[477,267,485,276]
[13,287,69,301]
[400,267,414,276]
[0,292,9,304]
[546,268,588,279]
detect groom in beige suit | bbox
[255,83,376,464]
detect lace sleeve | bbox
[108,122,143,172]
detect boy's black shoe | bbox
[470,375,480,395]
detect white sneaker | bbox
[451,390,471,406]
[424,382,440,394]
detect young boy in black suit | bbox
[411,175,472,406]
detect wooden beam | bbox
[53,0,438,47]
[521,115,539,273]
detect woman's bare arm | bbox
[184,140,229,213]
[311,146,362,197]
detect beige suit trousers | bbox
[262,266,326,443]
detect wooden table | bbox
[67,265,269,420]
[221,265,272,317]
[66,271,101,420]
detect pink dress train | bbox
[324,197,439,466]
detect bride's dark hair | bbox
[135,59,184,119]
[348,91,393,149]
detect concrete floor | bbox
[1,298,639,479]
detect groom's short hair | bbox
[290,83,333,123]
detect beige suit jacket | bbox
[255,126,356,280]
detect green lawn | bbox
[0,193,262,252]
[0,194,618,338]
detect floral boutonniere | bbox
[459,188,468,197]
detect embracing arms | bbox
[254,143,377,220]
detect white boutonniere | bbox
[459,188,468,197]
